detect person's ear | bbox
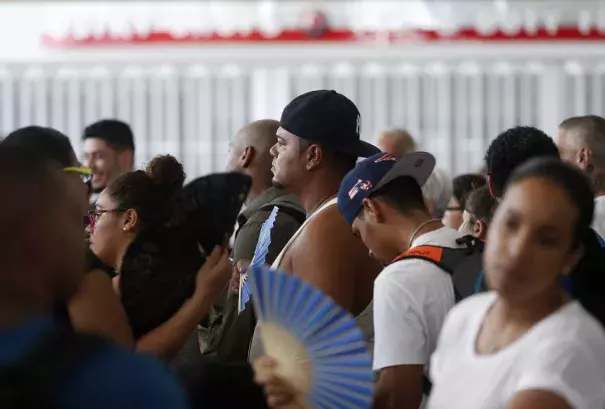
[361,197,383,223]
[475,220,488,241]
[562,243,585,276]
[486,175,497,199]
[240,146,255,169]
[578,147,593,173]
[305,144,323,171]
[122,209,138,233]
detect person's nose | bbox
[505,233,531,266]
[269,143,278,158]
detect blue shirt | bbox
[0,316,189,409]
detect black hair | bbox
[485,126,560,198]
[507,157,605,326]
[465,186,497,225]
[110,155,200,339]
[370,176,428,214]
[2,126,76,167]
[0,145,63,263]
[106,155,185,231]
[452,173,486,210]
[83,119,135,152]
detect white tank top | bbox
[248,197,374,362]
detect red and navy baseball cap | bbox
[280,90,380,158]
[338,151,436,226]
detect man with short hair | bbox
[338,152,464,409]
[485,126,560,199]
[248,90,382,361]
[82,119,135,205]
[0,145,188,409]
[377,128,417,157]
[557,115,605,237]
[459,186,498,241]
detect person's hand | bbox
[194,243,231,301]
[228,259,250,295]
[253,356,305,409]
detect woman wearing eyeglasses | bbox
[88,154,234,369]
[1,126,134,347]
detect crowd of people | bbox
[1,89,605,409]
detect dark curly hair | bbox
[106,155,186,231]
[108,155,200,340]
[484,126,559,198]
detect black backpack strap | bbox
[423,374,433,396]
[258,204,306,225]
[0,326,108,408]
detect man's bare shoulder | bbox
[297,205,368,256]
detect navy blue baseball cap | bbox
[338,151,436,225]
[280,90,380,158]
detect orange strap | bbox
[392,245,444,263]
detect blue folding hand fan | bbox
[238,206,280,313]
[249,264,374,409]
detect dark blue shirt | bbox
[0,316,189,409]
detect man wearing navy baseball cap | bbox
[338,151,466,408]
[248,90,382,365]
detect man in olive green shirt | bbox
[202,119,304,362]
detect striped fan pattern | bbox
[239,206,279,313]
[249,264,374,409]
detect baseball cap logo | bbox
[356,114,361,136]
[348,179,372,200]
[375,153,397,163]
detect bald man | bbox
[557,115,605,238]
[204,119,305,362]
[377,128,417,157]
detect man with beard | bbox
[248,90,382,362]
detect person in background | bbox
[375,128,453,220]
[459,186,499,294]
[484,126,559,200]
[1,126,133,347]
[442,174,486,230]
[422,168,453,220]
[376,128,417,157]
[557,115,605,239]
[203,119,305,362]
[458,186,498,241]
[426,158,605,409]
[82,119,135,206]
[0,145,188,409]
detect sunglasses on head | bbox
[64,166,93,196]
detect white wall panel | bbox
[0,59,596,177]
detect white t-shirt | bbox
[372,227,462,371]
[591,196,605,240]
[427,292,605,409]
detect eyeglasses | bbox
[87,208,123,230]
